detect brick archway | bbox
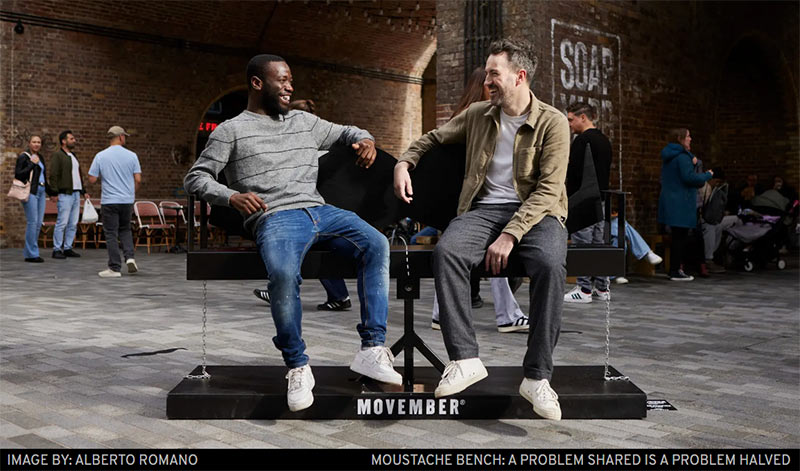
[712,35,799,196]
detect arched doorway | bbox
[195,89,248,157]
[712,36,799,195]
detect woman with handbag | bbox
[14,135,52,262]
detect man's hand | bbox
[84,193,91,200]
[393,161,414,204]
[230,192,267,216]
[352,139,376,168]
[484,232,516,275]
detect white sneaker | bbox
[350,346,402,385]
[645,251,663,265]
[614,276,629,284]
[519,377,562,420]
[434,358,488,398]
[593,289,610,301]
[497,316,529,333]
[98,269,121,278]
[286,364,315,412]
[431,318,441,330]
[564,286,592,303]
[126,258,138,273]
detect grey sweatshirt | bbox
[184,110,373,233]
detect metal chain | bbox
[603,282,628,381]
[185,280,211,380]
[401,238,410,278]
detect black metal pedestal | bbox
[167,365,646,419]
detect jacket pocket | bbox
[516,146,541,183]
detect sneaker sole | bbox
[669,277,694,281]
[287,393,314,412]
[497,324,529,333]
[99,273,121,278]
[519,384,562,420]
[126,261,138,273]
[431,322,441,330]
[434,368,488,398]
[349,363,403,386]
[564,297,592,304]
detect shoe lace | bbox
[286,367,307,392]
[440,361,462,385]
[535,380,558,402]
[374,346,395,366]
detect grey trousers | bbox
[102,204,135,272]
[432,203,567,381]
[570,219,610,292]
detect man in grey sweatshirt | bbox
[184,54,401,412]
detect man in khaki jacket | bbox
[394,39,570,420]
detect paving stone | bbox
[0,248,797,448]
[9,433,65,448]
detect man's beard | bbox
[262,92,288,116]
[488,88,503,106]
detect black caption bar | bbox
[2,448,798,471]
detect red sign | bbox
[198,122,218,132]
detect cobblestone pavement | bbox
[1,248,798,448]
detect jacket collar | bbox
[483,89,542,128]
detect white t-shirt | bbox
[476,110,529,204]
[68,152,82,191]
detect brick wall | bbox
[1,0,797,248]
[435,0,799,232]
[0,0,436,247]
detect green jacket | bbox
[399,90,570,242]
[49,148,86,195]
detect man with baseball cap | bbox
[88,126,142,277]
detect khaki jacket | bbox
[399,90,570,242]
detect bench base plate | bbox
[167,365,646,419]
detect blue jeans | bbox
[410,225,438,244]
[53,192,81,251]
[255,205,390,368]
[610,218,650,260]
[320,279,349,301]
[22,186,47,258]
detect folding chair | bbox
[160,200,185,248]
[39,199,59,248]
[133,201,173,253]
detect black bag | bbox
[405,143,466,231]
[316,143,404,229]
[565,143,603,234]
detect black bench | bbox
[167,191,646,420]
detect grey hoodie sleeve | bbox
[184,124,238,206]
[310,115,374,151]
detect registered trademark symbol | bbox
[460,400,465,405]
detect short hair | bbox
[488,38,537,83]
[59,130,72,145]
[668,128,689,143]
[246,54,285,88]
[566,101,596,121]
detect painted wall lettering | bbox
[551,19,623,188]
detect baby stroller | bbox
[723,190,798,272]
